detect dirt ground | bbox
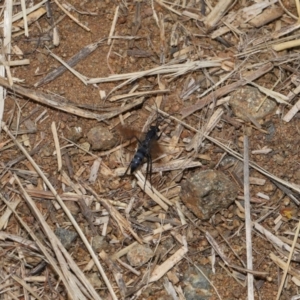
[1,0,300,299]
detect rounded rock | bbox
[87,125,118,151]
[127,244,154,267]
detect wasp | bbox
[122,112,164,189]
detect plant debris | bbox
[1,1,300,299]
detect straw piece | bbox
[51,122,62,172]
[247,80,291,106]
[248,6,283,28]
[275,218,300,299]
[0,195,21,230]
[109,90,170,102]
[89,158,102,183]
[87,60,222,84]
[243,135,254,300]
[0,59,30,66]
[47,48,88,85]
[0,0,47,25]
[204,0,233,30]
[149,242,188,282]
[108,6,119,45]
[53,0,90,31]
[283,98,300,122]
[15,7,45,31]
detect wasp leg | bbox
[122,163,131,177]
[149,152,154,192]
[144,153,154,192]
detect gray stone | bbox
[86,272,102,288]
[180,170,238,220]
[229,86,276,121]
[67,126,83,142]
[92,235,109,252]
[87,125,118,151]
[183,265,212,300]
[127,244,154,267]
[55,227,78,250]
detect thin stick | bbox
[243,135,254,300]
[295,0,300,20]
[53,0,90,31]
[276,218,300,299]
[51,122,62,172]
[20,0,28,36]
[108,6,119,45]
[47,48,88,85]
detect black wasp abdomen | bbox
[130,147,147,173]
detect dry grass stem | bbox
[155,0,182,16]
[204,0,234,30]
[0,195,21,230]
[51,121,62,171]
[87,60,222,85]
[109,89,170,102]
[243,135,254,300]
[11,274,42,300]
[47,48,88,85]
[53,0,90,31]
[149,242,188,282]
[283,98,300,122]
[0,59,30,66]
[108,5,119,46]
[274,38,300,51]
[275,218,300,299]
[0,186,88,300]
[100,250,126,298]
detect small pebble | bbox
[127,245,154,267]
[87,125,118,151]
